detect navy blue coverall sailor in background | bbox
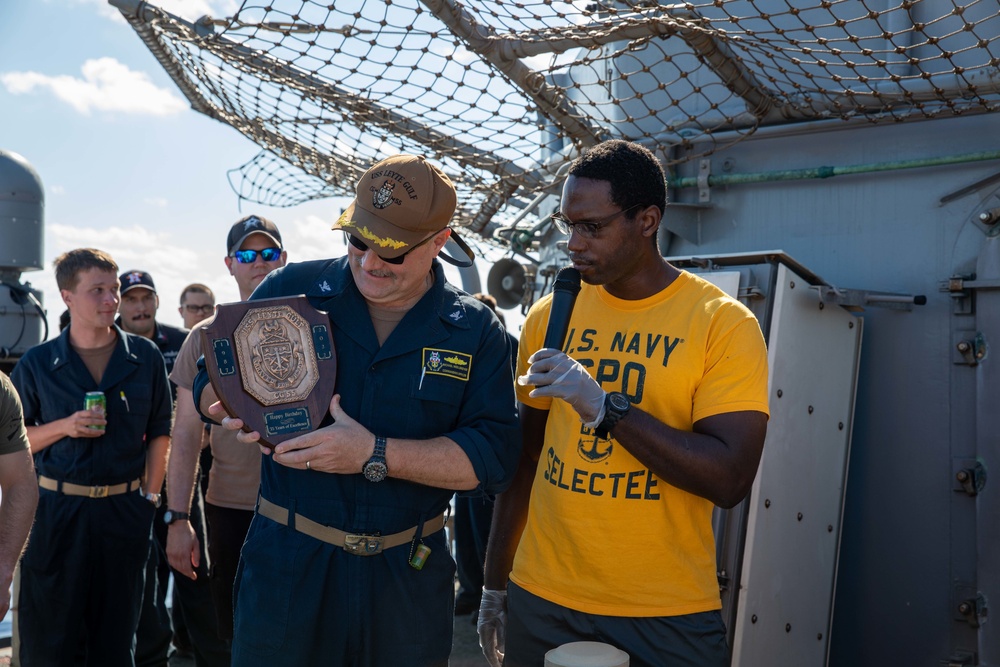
[12,324,172,666]
[202,256,521,666]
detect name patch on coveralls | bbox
[422,348,472,381]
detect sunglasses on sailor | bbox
[550,203,643,239]
[183,304,216,314]
[346,231,440,265]
[231,247,283,264]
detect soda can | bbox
[84,391,106,430]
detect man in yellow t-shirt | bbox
[479,140,770,667]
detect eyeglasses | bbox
[183,304,215,314]
[347,231,440,265]
[231,247,283,264]
[550,203,642,239]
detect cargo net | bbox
[118,0,1000,237]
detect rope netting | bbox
[114,0,1000,239]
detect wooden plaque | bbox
[201,295,336,450]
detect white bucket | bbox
[544,641,630,667]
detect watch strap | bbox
[164,510,190,525]
[373,435,387,460]
[595,392,630,439]
[363,436,389,482]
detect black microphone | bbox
[542,267,581,351]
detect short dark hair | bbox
[568,140,667,219]
[180,283,215,305]
[54,248,118,291]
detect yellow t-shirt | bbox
[511,270,769,617]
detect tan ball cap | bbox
[332,154,458,259]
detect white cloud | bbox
[50,185,66,196]
[281,211,348,263]
[0,58,187,116]
[144,197,169,208]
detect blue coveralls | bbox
[218,257,521,666]
[11,325,172,667]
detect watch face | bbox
[364,460,388,482]
[163,510,187,525]
[609,392,631,412]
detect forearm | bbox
[144,435,170,493]
[269,396,486,490]
[0,452,39,583]
[167,389,205,512]
[483,403,545,589]
[385,436,478,490]
[25,421,68,453]
[612,408,767,508]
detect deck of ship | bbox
[0,608,488,666]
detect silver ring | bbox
[306,460,311,470]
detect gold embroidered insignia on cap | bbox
[422,348,472,381]
[337,214,407,250]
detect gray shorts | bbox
[504,581,730,667]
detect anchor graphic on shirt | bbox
[577,431,613,463]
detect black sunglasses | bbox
[347,231,440,265]
[231,247,283,264]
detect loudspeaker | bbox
[487,258,527,309]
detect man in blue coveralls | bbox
[196,154,522,666]
[11,248,172,666]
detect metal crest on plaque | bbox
[234,305,319,406]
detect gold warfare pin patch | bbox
[422,348,472,381]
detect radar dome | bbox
[0,149,44,272]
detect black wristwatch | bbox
[163,509,191,525]
[363,436,388,483]
[595,392,631,440]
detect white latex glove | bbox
[518,349,607,426]
[478,588,508,667]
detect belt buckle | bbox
[89,485,110,498]
[344,533,383,556]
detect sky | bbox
[0,0,519,344]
